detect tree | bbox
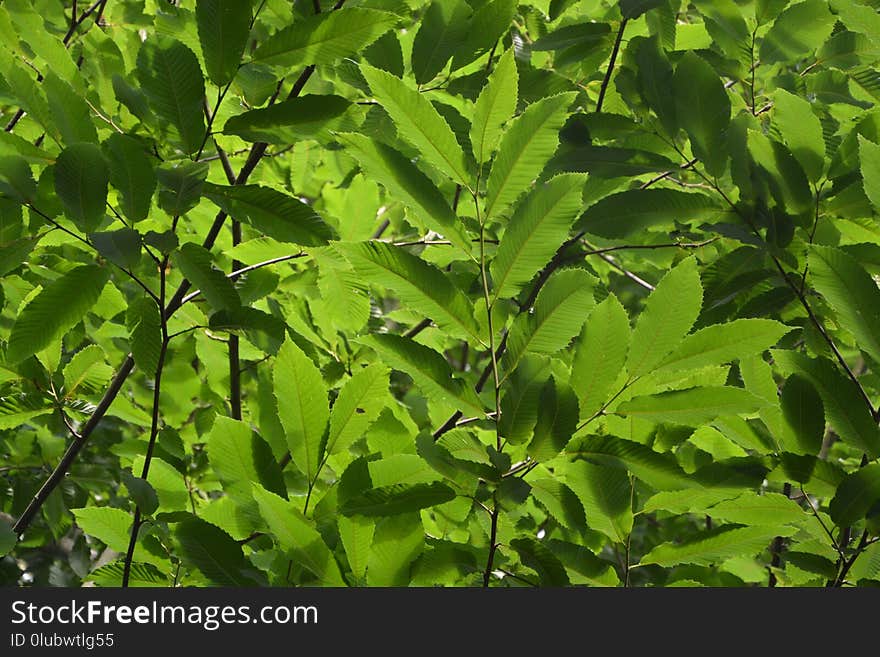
[1,0,879,588]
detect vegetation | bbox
[1,0,880,588]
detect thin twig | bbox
[123,257,169,587]
[179,253,306,306]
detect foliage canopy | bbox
[1,0,880,588]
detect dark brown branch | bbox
[63,0,79,43]
[768,482,792,587]
[482,503,499,587]
[123,257,170,587]
[12,356,136,535]
[595,18,628,114]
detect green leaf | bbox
[626,257,702,379]
[0,155,37,203]
[707,492,808,527]
[528,377,579,462]
[411,0,471,84]
[223,95,355,144]
[451,0,516,70]
[338,515,374,582]
[759,0,835,65]
[747,130,813,216]
[616,386,768,425]
[359,334,484,417]
[810,245,880,364]
[43,73,97,145]
[547,538,619,586]
[654,319,791,376]
[102,134,157,223]
[503,269,596,376]
[156,161,209,216]
[137,38,206,155]
[491,174,585,300]
[127,297,162,376]
[336,133,470,252]
[208,417,286,499]
[674,52,731,177]
[62,345,111,396]
[510,537,570,586]
[620,0,665,19]
[366,513,424,586]
[530,478,586,533]
[54,143,109,232]
[829,464,880,528]
[175,517,262,586]
[6,265,109,363]
[208,307,286,351]
[634,35,677,136]
[328,364,389,456]
[484,92,577,221]
[131,456,189,513]
[641,525,799,567]
[86,562,167,587]
[771,89,825,182]
[436,430,493,465]
[89,229,141,270]
[578,189,717,238]
[121,471,159,516]
[532,22,611,51]
[564,461,633,542]
[642,489,740,515]
[173,242,240,311]
[0,518,18,556]
[338,241,480,342]
[72,507,133,553]
[203,183,332,246]
[772,350,880,457]
[780,374,825,456]
[361,63,469,185]
[0,394,53,430]
[571,294,630,416]
[566,435,692,490]
[196,0,253,86]
[551,145,678,178]
[273,338,329,484]
[469,47,517,165]
[253,8,396,68]
[340,482,457,516]
[499,355,551,444]
[858,136,880,214]
[252,485,345,585]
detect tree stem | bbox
[596,18,628,114]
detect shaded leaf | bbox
[54,143,109,232]
[137,39,206,154]
[175,517,262,586]
[829,464,880,528]
[196,0,253,86]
